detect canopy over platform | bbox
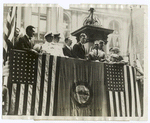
[71,8,114,44]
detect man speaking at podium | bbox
[73,33,87,59]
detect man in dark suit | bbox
[14,25,35,50]
[63,38,77,58]
[73,33,87,59]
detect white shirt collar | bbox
[65,44,71,50]
[26,34,30,39]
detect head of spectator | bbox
[79,33,87,44]
[93,40,100,50]
[26,25,35,38]
[99,40,104,51]
[44,32,53,43]
[33,44,42,53]
[14,27,20,37]
[109,47,113,55]
[65,37,72,47]
[53,33,61,43]
[112,47,120,54]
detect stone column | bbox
[77,11,83,28]
[16,6,21,28]
[24,7,32,28]
[46,7,51,32]
[51,7,57,33]
[71,11,78,45]
[57,7,64,43]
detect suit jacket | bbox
[63,45,77,58]
[73,43,85,59]
[14,35,34,50]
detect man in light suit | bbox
[73,33,87,59]
[14,25,35,50]
[63,38,77,58]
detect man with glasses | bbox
[73,33,87,59]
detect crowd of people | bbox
[13,25,124,63]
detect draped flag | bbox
[7,50,143,117]
[8,50,61,116]
[104,63,142,117]
[3,6,17,64]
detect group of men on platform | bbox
[13,25,123,62]
[2,25,128,115]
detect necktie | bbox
[82,45,85,50]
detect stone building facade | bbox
[3,4,145,68]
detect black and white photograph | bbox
[2,3,148,121]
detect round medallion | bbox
[71,82,92,107]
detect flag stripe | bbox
[8,19,16,43]
[123,90,127,116]
[137,80,143,116]
[30,55,38,115]
[112,92,117,116]
[45,56,53,116]
[133,68,142,117]
[124,66,129,117]
[3,6,17,65]
[106,91,111,116]
[120,92,125,117]
[53,56,61,116]
[4,25,9,38]
[132,67,138,116]
[6,17,15,40]
[23,84,29,115]
[18,84,25,115]
[115,92,120,117]
[38,54,46,115]
[10,6,16,21]
[42,55,50,116]
[49,56,57,116]
[26,85,33,115]
[4,7,16,40]
[34,56,42,115]
[3,42,8,55]
[118,92,122,116]
[136,81,142,117]
[127,66,132,116]
[109,91,114,116]
[129,66,135,117]
[14,83,21,115]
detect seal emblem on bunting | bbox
[71,82,92,107]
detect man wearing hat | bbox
[53,33,61,43]
[50,32,64,56]
[41,32,64,57]
[99,40,104,51]
[73,33,87,59]
[14,25,35,50]
[110,47,123,62]
[41,32,53,53]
